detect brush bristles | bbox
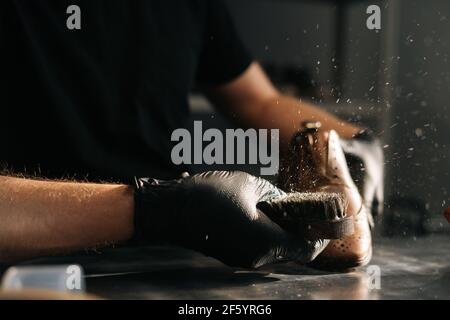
[260,191,347,222]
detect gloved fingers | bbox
[286,237,330,264]
[255,198,331,265]
[134,177,164,187]
[180,171,190,178]
[188,171,284,202]
[243,216,329,268]
[255,237,329,267]
[251,175,286,203]
[191,170,249,181]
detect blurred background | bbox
[189,0,450,237]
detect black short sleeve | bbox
[196,0,253,87]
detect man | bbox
[0,1,382,268]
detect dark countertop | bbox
[9,234,450,300]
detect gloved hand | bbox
[340,130,384,226]
[133,171,328,268]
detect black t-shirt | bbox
[0,0,251,182]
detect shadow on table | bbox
[2,246,280,299]
[2,245,380,299]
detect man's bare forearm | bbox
[214,92,363,154]
[0,176,134,263]
[257,94,362,144]
[208,63,363,151]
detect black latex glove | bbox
[340,131,385,226]
[133,171,328,268]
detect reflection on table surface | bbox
[7,234,450,300]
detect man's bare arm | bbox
[0,176,134,263]
[206,62,363,149]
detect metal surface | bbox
[6,234,449,300]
